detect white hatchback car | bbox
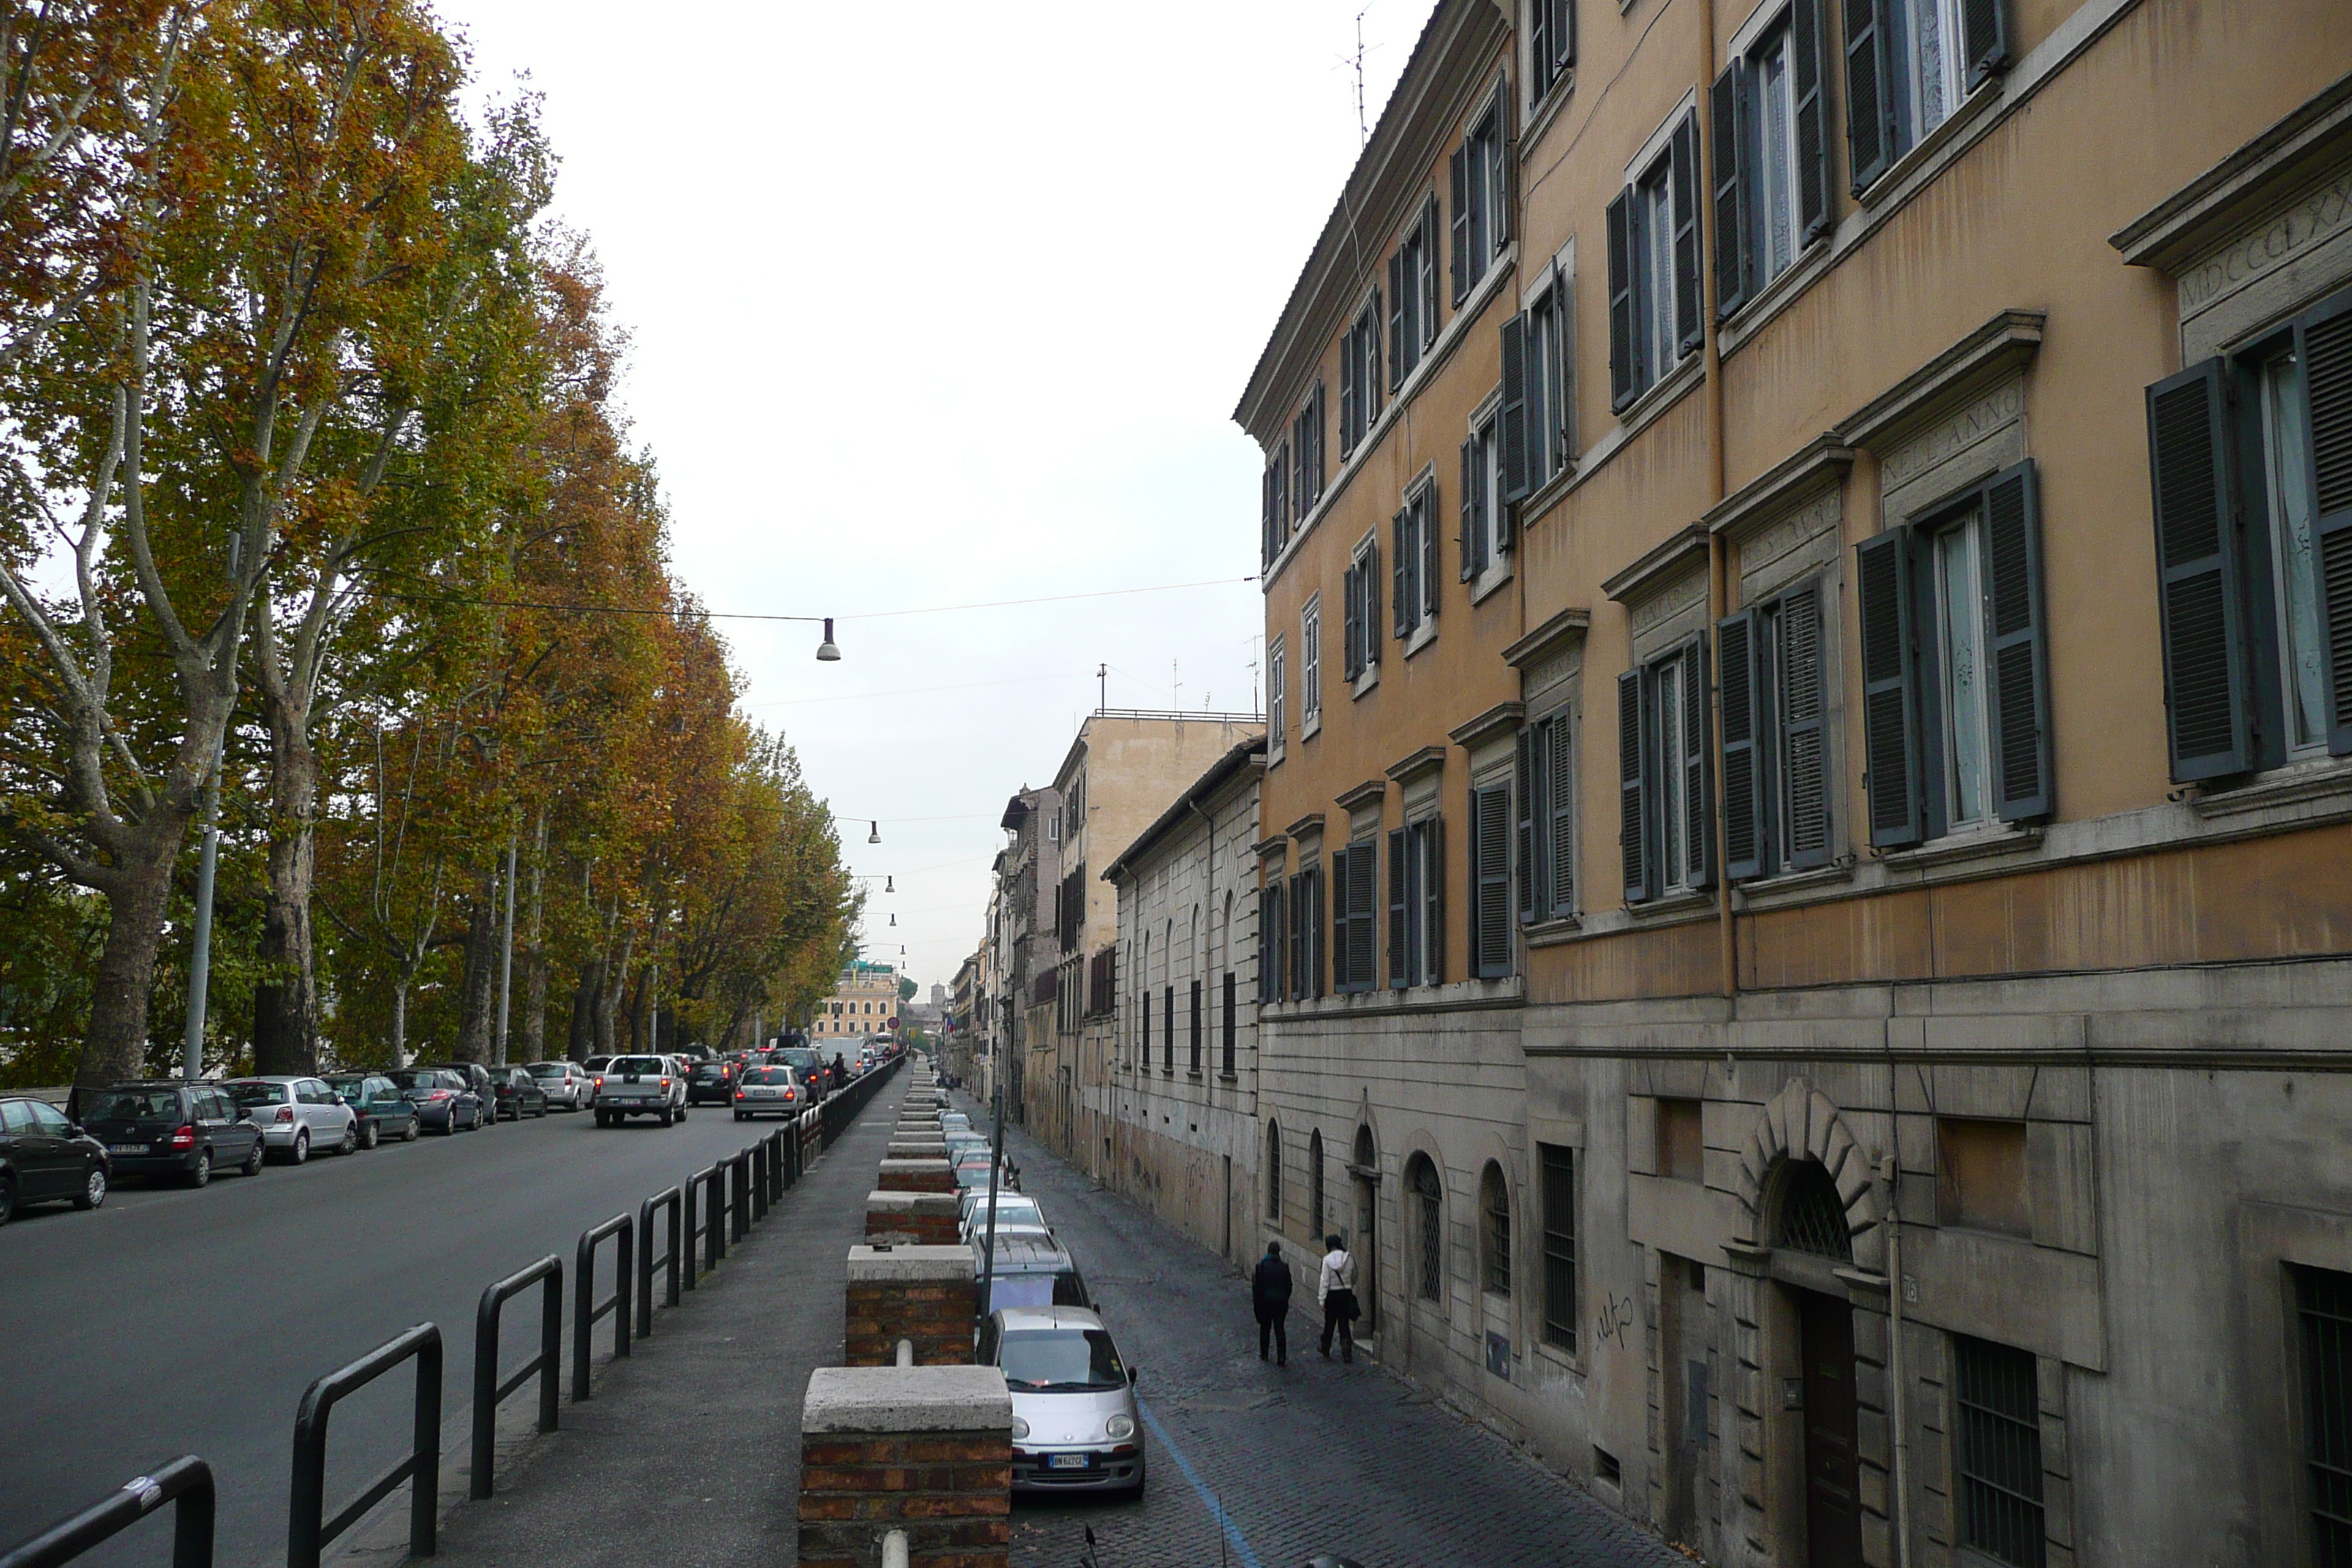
[225,1077,358,1164]
[979,1306,1144,1497]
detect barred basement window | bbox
[1953,1335,2046,1568]
[1772,1158,1852,1261]
[1408,1154,1444,1303]
[1539,1143,1577,1349]
[1265,1122,1284,1221]
[2296,1264,2352,1567]
[1480,1162,1512,1297]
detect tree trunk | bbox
[596,931,630,1056]
[391,980,410,1066]
[71,820,187,1105]
[252,728,321,1075]
[452,874,499,1062]
[569,962,598,1060]
[520,811,547,1061]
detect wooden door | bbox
[1799,1292,1863,1568]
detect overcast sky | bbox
[445,1,1425,996]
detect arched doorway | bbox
[1352,1124,1379,1334]
[1771,1155,1863,1568]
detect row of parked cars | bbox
[935,1104,1145,1501]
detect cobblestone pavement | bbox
[967,1100,1689,1568]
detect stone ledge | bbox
[847,1244,976,1284]
[867,1189,962,1215]
[802,1365,1011,1434]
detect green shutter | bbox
[2146,359,2254,781]
[1515,728,1539,922]
[1857,529,1923,847]
[1681,635,1714,889]
[1671,113,1703,360]
[1460,438,1480,581]
[1387,250,1406,393]
[1718,607,1768,881]
[1618,668,1650,901]
[1781,582,1832,869]
[1845,0,1893,194]
[1425,818,1445,985]
[1961,0,2009,88]
[1712,64,1749,321]
[1451,144,1471,306]
[2294,290,2352,756]
[1983,461,2052,821]
[1501,313,1531,502]
[1607,191,1635,411]
[1476,783,1512,975]
[1392,508,1410,637]
[1545,717,1576,919]
[1792,0,1831,243]
[1388,827,1409,990]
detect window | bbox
[1342,535,1382,682]
[1387,815,1442,989]
[1529,0,1575,102]
[2296,1264,2352,1567]
[1450,89,1510,309]
[1844,0,2008,192]
[1855,461,2050,848]
[1262,439,1290,569]
[1500,271,1573,508]
[1267,634,1287,750]
[2144,286,2352,781]
[1258,877,1286,1003]
[1308,1129,1325,1233]
[1187,979,1202,1074]
[1606,112,1699,411]
[1266,1122,1284,1221]
[1656,1098,1703,1181]
[1719,578,1833,881]
[1139,972,1151,1068]
[1339,294,1383,456]
[1221,970,1236,1075]
[1459,413,1504,583]
[1162,987,1175,1072]
[1329,838,1377,993]
[1408,1155,1444,1303]
[1952,1335,2046,1568]
[1618,638,1713,902]
[1539,1144,1576,1349]
[1936,1117,2029,1237]
[1286,862,1326,1000]
[1467,775,1513,979]
[1773,1159,1852,1259]
[1300,598,1322,726]
[1515,711,1576,924]
[1392,480,1439,643]
[1292,384,1326,524]
[1388,196,1441,390]
[1711,1,1830,319]
[1480,1162,1512,1297]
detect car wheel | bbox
[290,1130,309,1165]
[734,1110,747,1121]
[535,1102,547,1119]
[338,1121,360,1156]
[595,1109,610,1128]
[241,1138,265,1176]
[0,1177,14,1226]
[676,1105,689,1123]
[75,1164,108,1210]
[659,1107,675,1127]
[186,1150,212,1188]
[402,1118,420,1142]
[358,1120,379,1150]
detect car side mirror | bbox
[1127,1366,1139,1386]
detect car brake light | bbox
[429,1090,451,1101]
[592,1077,603,1088]
[169,1123,197,1150]
[734,1090,746,1100]
[785,1088,796,1100]
[275,1107,295,1123]
[659,1077,671,1089]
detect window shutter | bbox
[1420,490,1441,619]
[1475,783,1512,975]
[1961,0,2008,88]
[1606,191,1635,411]
[2296,293,2352,756]
[1140,974,1150,1066]
[1618,668,1650,901]
[1347,841,1377,990]
[1494,86,1515,249]
[1451,145,1471,307]
[1460,438,1480,581]
[1718,607,1767,881]
[1388,827,1409,989]
[1515,727,1539,921]
[1339,333,1358,459]
[1793,0,1831,242]
[1501,313,1531,502]
[1327,853,1346,996]
[1421,195,1442,349]
[1983,460,2053,821]
[1671,113,1703,360]
[1388,251,1406,393]
[1782,582,1832,868]
[1343,562,1361,679]
[1712,65,1749,321]
[1545,717,1575,919]
[1275,439,1290,540]
[1286,872,1305,1002]
[1392,508,1409,636]
[1189,979,1201,1071]
[1311,864,1329,996]
[1164,987,1175,1064]
[1425,819,1445,985]
[1257,885,1277,1002]
[2145,359,2253,781]
[1261,465,1277,570]
[1845,0,1893,194]
[1366,539,1382,649]
[1856,529,1923,847]
[1368,290,1383,411]
[1531,0,1550,88]
[1681,635,1714,890]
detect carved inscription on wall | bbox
[2179,167,2352,316]
[1629,570,1708,638]
[1879,379,2025,494]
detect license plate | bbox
[109,1143,146,1155]
[1047,1453,1090,1470]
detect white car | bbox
[526,1060,595,1110]
[980,1305,1144,1497]
[225,1077,359,1164]
[961,1191,1045,1242]
[592,1055,689,1126]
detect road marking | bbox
[1135,1394,1262,1568]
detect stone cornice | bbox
[2111,70,2352,272]
[1449,700,1527,752]
[1706,435,1855,540]
[1602,525,1710,608]
[1501,606,1593,669]
[1334,778,1390,813]
[1837,310,2045,454]
[1385,745,1447,785]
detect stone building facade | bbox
[1237,3,2352,1566]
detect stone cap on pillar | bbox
[846,1243,975,1283]
[887,1140,949,1161]
[803,1364,1011,1434]
[878,1158,954,1180]
[866,1188,962,1218]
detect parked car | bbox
[225,1077,359,1164]
[582,1055,614,1075]
[422,1062,499,1125]
[975,1232,1093,1313]
[731,1065,807,1120]
[979,1305,1142,1496]
[773,1046,828,1103]
[76,1081,264,1191]
[1,1095,113,1221]
[383,1067,486,1134]
[960,1190,1046,1240]
[685,1059,737,1107]
[323,1073,421,1147]
[490,1066,549,1120]
[526,1060,595,1110]
[592,1055,687,1126]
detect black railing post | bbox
[636,1186,681,1331]
[731,1153,751,1242]
[289,1323,442,1568]
[750,1140,769,1220]
[682,1174,700,1291]
[0,1455,216,1568]
[470,1258,560,1501]
[573,1214,633,1401]
[705,1162,728,1268]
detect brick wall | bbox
[797,1365,1011,1568]
[843,1245,976,1367]
[878,1158,956,1194]
[867,1191,962,1247]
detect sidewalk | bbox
[418,1074,912,1568]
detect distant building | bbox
[810,960,897,1044]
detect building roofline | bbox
[1100,736,1270,883]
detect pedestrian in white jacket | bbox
[1317,1233,1360,1362]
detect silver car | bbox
[225,1077,358,1164]
[526,1060,595,1111]
[591,1055,688,1126]
[980,1306,1144,1496]
[960,1190,1045,1241]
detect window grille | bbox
[2299,1265,2352,1567]
[1539,1144,1576,1349]
[1482,1164,1512,1297]
[1772,1158,1852,1260]
[1953,1335,2047,1568]
[1409,1156,1444,1303]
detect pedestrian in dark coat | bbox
[1318,1233,1360,1362]
[1252,1241,1294,1363]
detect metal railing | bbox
[0,1456,215,1568]
[470,1257,561,1501]
[701,1160,729,1270]
[637,1186,682,1327]
[730,1153,752,1243]
[573,1214,633,1399]
[289,1324,442,1568]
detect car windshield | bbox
[325,1079,367,1102]
[690,1064,727,1080]
[607,1057,666,1075]
[997,1329,1125,1392]
[527,1063,567,1078]
[383,1070,445,1091]
[777,1049,820,1070]
[226,1082,284,1107]
[744,1068,791,1085]
[86,1088,181,1121]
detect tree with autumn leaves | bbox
[0,1,856,1091]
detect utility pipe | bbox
[1883,1152,1914,1568]
[494,837,516,1065]
[1698,0,1735,1007]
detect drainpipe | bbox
[1697,0,1735,1008]
[1882,1152,1914,1568]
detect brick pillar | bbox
[798,1365,1011,1568]
[867,1189,965,1246]
[844,1244,976,1366]
[878,1158,955,1194]
[888,1138,949,1162]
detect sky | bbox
[442,1,1428,997]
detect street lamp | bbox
[816,617,841,662]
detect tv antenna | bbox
[1354,9,1369,146]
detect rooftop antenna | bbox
[1354,8,1369,147]
[1098,662,1108,714]
[1172,658,1182,712]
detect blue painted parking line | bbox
[1134,1394,1263,1568]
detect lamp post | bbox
[181,726,226,1081]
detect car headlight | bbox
[1008,1417,1030,1441]
[1104,1414,1135,1441]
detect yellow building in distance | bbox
[810,960,900,1044]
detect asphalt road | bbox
[1,1096,805,1568]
